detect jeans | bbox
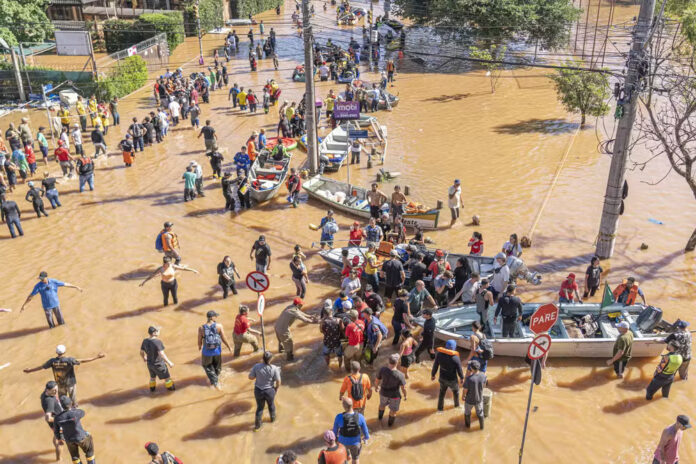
[371,99,378,112]
[93,143,106,156]
[219,277,237,298]
[40,145,48,159]
[161,279,178,305]
[32,201,48,217]
[134,136,144,152]
[391,320,403,345]
[79,173,94,192]
[113,112,120,125]
[224,194,236,211]
[46,189,61,208]
[195,177,204,196]
[292,277,306,298]
[415,336,435,361]
[44,306,65,328]
[438,378,460,410]
[79,115,87,132]
[646,373,674,400]
[201,354,222,386]
[254,386,276,428]
[184,188,195,201]
[364,273,379,292]
[6,217,23,237]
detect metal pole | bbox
[196,0,204,64]
[518,360,537,464]
[589,0,602,68]
[302,0,318,174]
[43,86,55,148]
[259,315,266,351]
[10,48,26,102]
[88,32,98,79]
[368,2,374,71]
[595,0,657,258]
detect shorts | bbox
[464,400,484,417]
[379,394,401,412]
[147,363,170,379]
[384,285,401,299]
[346,443,362,458]
[400,352,415,368]
[344,344,362,362]
[204,138,216,151]
[322,344,343,357]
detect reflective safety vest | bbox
[160,231,179,252]
[318,444,349,464]
[660,353,683,376]
[613,281,640,305]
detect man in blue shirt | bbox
[20,271,83,328]
[333,397,369,464]
[234,145,251,176]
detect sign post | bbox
[333,100,360,121]
[246,272,270,351]
[529,303,560,334]
[257,293,266,351]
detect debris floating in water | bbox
[648,218,664,225]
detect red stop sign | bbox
[529,303,559,334]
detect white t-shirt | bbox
[319,65,329,77]
[448,185,461,208]
[502,241,522,257]
[459,278,481,303]
[168,100,181,117]
[341,277,361,297]
[158,111,169,128]
[59,132,70,149]
[71,129,82,145]
[490,264,510,293]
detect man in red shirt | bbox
[428,249,451,277]
[54,140,74,177]
[559,273,582,303]
[343,310,364,372]
[233,305,261,356]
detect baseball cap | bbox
[677,320,690,328]
[59,395,72,409]
[454,179,461,184]
[46,380,57,390]
[144,442,160,455]
[445,340,456,350]
[568,273,576,279]
[293,297,303,306]
[38,271,48,279]
[323,430,336,443]
[148,326,159,335]
[469,360,481,370]
[616,321,630,329]
[206,310,219,318]
[677,415,692,429]
[495,252,506,260]
[163,221,173,228]
[390,250,398,257]
[343,300,353,310]
[27,181,34,187]
[56,344,66,355]
[364,284,373,292]
[258,234,266,241]
[362,308,373,316]
[435,249,444,257]
[423,309,433,316]
[353,221,360,226]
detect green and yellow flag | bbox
[600,282,614,309]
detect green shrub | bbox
[230,0,279,18]
[138,12,185,51]
[103,19,145,53]
[96,55,148,100]
[183,0,224,36]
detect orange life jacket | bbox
[437,346,458,356]
[613,281,640,305]
[160,231,179,252]
[319,444,349,464]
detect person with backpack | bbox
[157,222,182,265]
[466,320,493,372]
[89,127,106,159]
[128,117,145,152]
[119,134,135,167]
[286,167,302,208]
[318,430,349,464]
[333,397,369,464]
[75,154,94,193]
[198,310,232,389]
[53,395,97,464]
[362,308,387,365]
[343,310,364,372]
[144,441,182,464]
[431,339,464,412]
[340,361,372,414]
[249,350,281,431]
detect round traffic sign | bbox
[527,333,552,360]
[246,271,270,293]
[529,303,559,334]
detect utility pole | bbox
[195,0,204,65]
[595,0,656,258]
[368,4,373,71]
[9,48,26,102]
[302,0,318,174]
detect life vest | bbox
[160,230,179,252]
[613,280,640,305]
[318,444,349,464]
[660,353,683,376]
[437,346,458,356]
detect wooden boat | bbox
[248,149,292,203]
[304,176,441,229]
[318,120,388,171]
[413,303,672,358]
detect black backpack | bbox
[479,337,494,360]
[341,412,361,438]
[349,374,364,401]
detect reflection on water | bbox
[0,0,695,463]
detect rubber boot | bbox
[478,416,485,430]
[464,414,471,428]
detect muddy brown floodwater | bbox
[1,1,695,463]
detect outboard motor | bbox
[636,306,662,333]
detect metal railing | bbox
[96,32,170,72]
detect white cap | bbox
[616,321,630,329]
[342,300,353,310]
[495,252,506,260]
[56,345,66,355]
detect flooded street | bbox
[1,1,695,463]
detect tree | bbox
[393,0,580,50]
[0,0,53,43]
[635,10,696,251]
[469,45,507,93]
[548,62,610,125]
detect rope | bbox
[526,123,582,241]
